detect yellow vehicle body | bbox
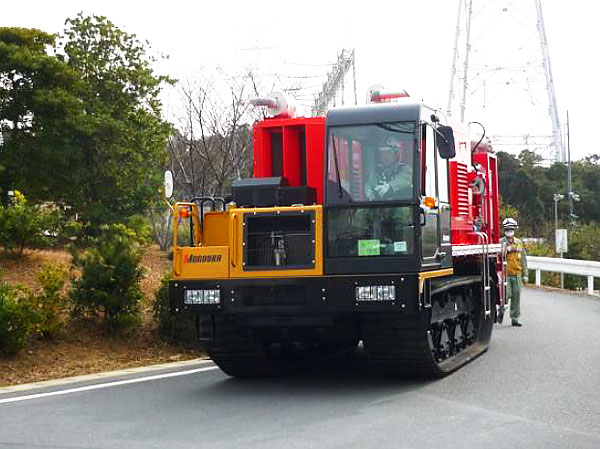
[171,203,323,281]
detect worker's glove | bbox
[522,276,528,285]
[375,182,391,197]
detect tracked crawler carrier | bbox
[168,89,506,377]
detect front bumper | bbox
[169,274,421,317]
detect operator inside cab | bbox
[326,120,416,258]
[365,138,411,200]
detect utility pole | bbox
[553,193,564,289]
[567,110,572,222]
[566,110,579,226]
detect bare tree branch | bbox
[168,69,256,198]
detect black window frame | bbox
[324,121,419,206]
[323,121,423,274]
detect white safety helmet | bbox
[502,217,518,229]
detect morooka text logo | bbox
[184,255,222,263]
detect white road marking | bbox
[0,358,212,395]
[0,365,219,405]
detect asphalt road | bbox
[1,288,600,449]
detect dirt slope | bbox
[0,246,200,387]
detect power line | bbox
[311,49,357,116]
[286,61,335,67]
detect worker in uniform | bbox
[501,218,528,327]
[365,139,412,201]
[356,140,412,255]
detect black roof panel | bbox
[326,102,422,127]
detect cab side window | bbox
[423,124,436,198]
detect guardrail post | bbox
[588,276,595,296]
[535,269,541,287]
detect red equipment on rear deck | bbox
[253,117,325,203]
[251,111,500,251]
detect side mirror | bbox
[164,170,174,199]
[436,125,456,159]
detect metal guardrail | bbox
[527,256,600,296]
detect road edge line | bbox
[0,365,219,405]
[0,357,213,396]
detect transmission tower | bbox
[312,49,357,116]
[447,0,564,162]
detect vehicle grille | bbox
[244,213,314,269]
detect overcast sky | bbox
[3,0,598,161]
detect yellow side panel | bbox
[418,268,454,293]
[172,246,229,280]
[202,212,231,246]
[230,205,323,279]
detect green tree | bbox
[58,14,172,231]
[497,151,544,235]
[69,224,144,332]
[0,192,55,256]
[571,160,600,223]
[517,149,543,170]
[0,27,82,206]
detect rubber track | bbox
[207,316,277,377]
[362,314,443,377]
[363,278,494,378]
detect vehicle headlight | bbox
[355,285,396,301]
[184,289,220,305]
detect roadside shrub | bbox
[69,224,144,333]
[525,241,553,257]
[33,263,69,338]
[153,271,173,339]
[0,193,54,256]
[125,215,153,246]
[0,279,39,356]
[541,271,559,288]
[113,311,143,332]
[48,210,85,246]
[153,271,196,345]
[63,219,84,241]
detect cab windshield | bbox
[326,122,416,204]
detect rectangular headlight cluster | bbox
[355,285,396,302]
[184,289,220,305]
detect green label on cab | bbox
[358,239,380,256]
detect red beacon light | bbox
[367,85,410,103]
[250,91,296,119]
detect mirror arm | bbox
[424,121,448,144]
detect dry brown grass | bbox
[0,322,199,387]
[0,245,201,387]
[0,249,71,288]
